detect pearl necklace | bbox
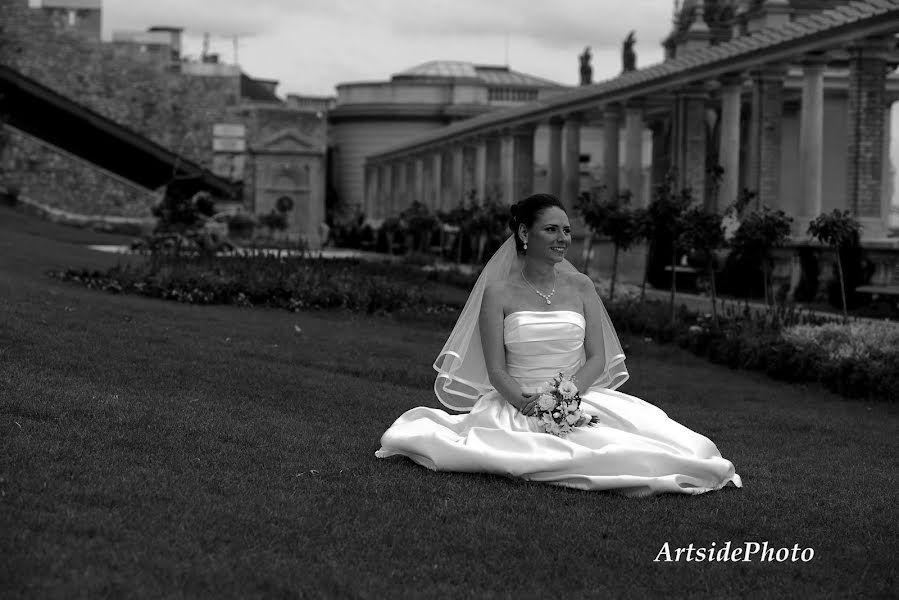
[521,268,556,305]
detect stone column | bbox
[500,131,516,204]
[414,157,425,207]
[462,144,477,202]
[512,126,536,203]
[432,151,443,210]
[650,118,672,198]
[846,37,890,237]
[397,161,409,212]
[382,163,391,219]
[547,117,564,199]
[406,159,416,207]
[381,163,400,218]
[624,102,644,205]
[365,164,379,218]
[797,56,826,234]
[562,114,582,214]
[475,138,488,204]
[603,105,622,202]
[749,65,787,209]
[679,86,708,208]
[451,145,465,206]
[718,75,743,212]
[485,135,502,204]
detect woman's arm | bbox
[480,283,536,414]
[573,273,608,389]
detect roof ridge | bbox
[369,0,899,161]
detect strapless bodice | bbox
[503,310,586,390]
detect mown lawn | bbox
[1,206,897,598]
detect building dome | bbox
[393,61,479,80]
[392,60,563,88]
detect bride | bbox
[376,193,742,496]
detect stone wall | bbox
[0,0,238,217]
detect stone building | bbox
[111,26,183,65]
[328,60,568,219]
[362,0,899,292]
[34,0,101,42]
[366,1,899,238]
[1,0,332,247]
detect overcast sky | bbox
[97,0,676,97]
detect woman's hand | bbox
[513,392,541,417]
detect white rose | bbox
[566,413,580,425]
[537,394,556,411]
[558,380,578,399]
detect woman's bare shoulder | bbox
[559,269,595,292]
[483,279,514,301]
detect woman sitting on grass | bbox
[376,193,741,496]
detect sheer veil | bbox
[433,235,629,412]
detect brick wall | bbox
[756,70,784,208]
[752,67,786,209]
[846,39,888,219]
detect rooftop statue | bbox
[622,31,637,72]
[579,46,593,85]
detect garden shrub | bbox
[605,296,897,402]
[792,246,820,303]
[825,232,873,311]
[50,253,475,319]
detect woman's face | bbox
[520,206,571,263]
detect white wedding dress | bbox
[376,310,742,496]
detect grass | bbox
[1,205,898,598]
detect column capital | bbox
[717,72,746,87]
[800,51,830,68]
[751,63,789,82]
[676,83,709,100]
[510,123,537,137]
[561,111,586,123]
[602,103,623,120]
[623,97,646,111]
[846,35,893,60]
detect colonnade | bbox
[365,34,895,239]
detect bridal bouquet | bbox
[533,373,599,438]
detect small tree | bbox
[643,176,692,321]
[441,202,475,264]
[470,200,509,264]
[633,206,651,301]
[576,185,610,275]
[729,206,793,307]
[678,206,726,327]
[152,183,216,234]
[807,209,862,319]
[602,193,644,301]
[403,201,439,254]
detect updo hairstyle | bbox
[507,193,566,254]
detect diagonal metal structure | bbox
[0,63,240,199]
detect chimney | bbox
[747,0,791,33]
[677,5,713,56]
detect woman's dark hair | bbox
[507,193,566,253]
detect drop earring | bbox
[523,241,528,251]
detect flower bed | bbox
[606,298,898,402]
[50,253,477,320]
[51,246,897,401]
